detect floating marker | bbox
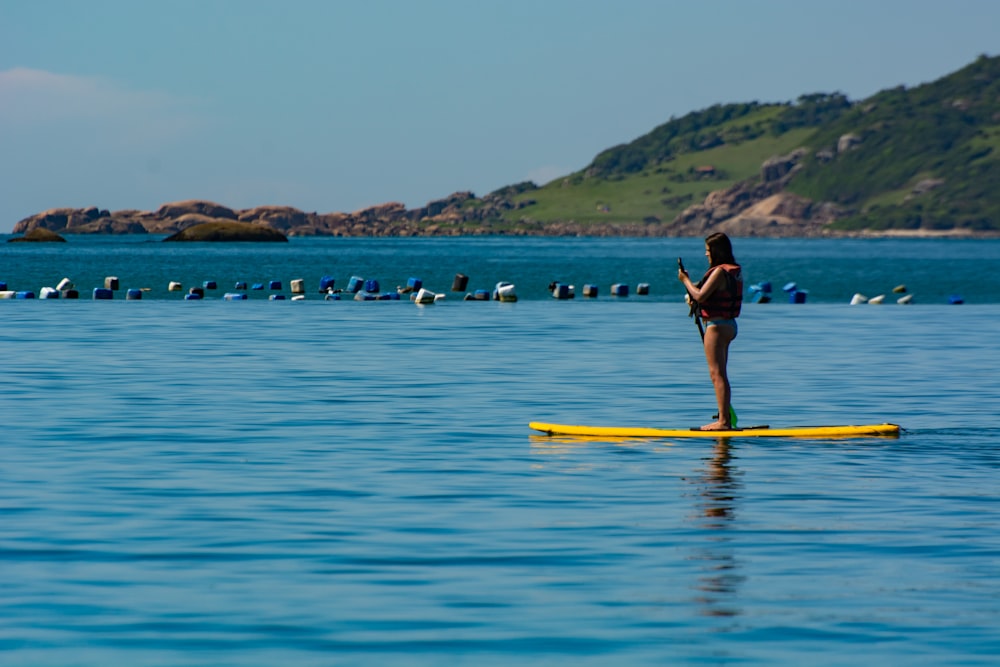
[948,294,964,305]
[270,294,286,301]
[893,284,907,294]
[789,289,807,304]
[168,281,183,292]
[451,273,469,292]
[62,289,79,299]
[319,276,336,292]
[184,293,202,300]
[93,288,113,300]
[406,277,422,292]
[750,281,773,294]
[552,283,573,299]
[364,279,380,293]
[347,276,364,293]
[378,292,400,301]
[324,293,341,301]
[611,283,629,297]
[0,291,15,299]
[57,278,74,291]
[39,287,59,299]
[203,280,217,290]
[0,282,6,291]
[251,283,264,290]
[290,279,304,294]
[414,288,437,304]
[782,282,798,293]
[126,288,142,300]
[850,293,868,305]
[104,276,119,291]
[582,284,598,298]
[235,281,248,290]
[868,294,885,305]
[223,293,247,301]
[16,291,35,299]
[636,283,650,295]
[494,282,517,302]
[897,294,913,304]
[269,280,282,290]
[292,294,306,301]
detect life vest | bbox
[699,264,743,320]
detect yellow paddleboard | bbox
[529,421,901,439]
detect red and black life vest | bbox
[699,264,743,320]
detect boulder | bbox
[163,221,288,242]
[8,227,67,243]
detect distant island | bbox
[12,55,1000,239]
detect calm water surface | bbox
[1,239,999,665]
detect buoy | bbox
[93,288,113,300]
[347,276,364,293]
[789,290,807,304]
[751,292,771,304]
[363,279,380,293]
[611,283,629,297]
[251,283,264,291]
[39,287,59,299]
[897,294,913,304]
[354,291,376,301]
[636,283,650,295]
[269,280,282,291]
[292,294,306,301]
[868,294,885,305]
[104,276,119,291]
[378,292,400,301]
[582,284,598,298]
[223,293,247,301]
[948,294,964,305]
[405,277,422,293]
[893,284,907,294]
[203,280,217,290]
[324,293,341,301]
[319,276,336,293]
[414,288,437,304]
[0,291,15,299]
[189,287,205,298]
[16,291,35,299]
[270,294,286,301]
[782,282,797,293]
[552,283,574,299]
[750,281,773,294]
[125,288,142,300]
[290,279,304,294]
[494,282,517,302]
[0,282,7,291]
[184,293,202,300]
[57,278,74,291]
[235,281,248,290]
[451,273,469,292]
[62,289,79,299]
[850,293,868,305]
[168,281,183,292]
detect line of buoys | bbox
[850,284,916,304]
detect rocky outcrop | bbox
[7,227,67,242]
[163,221,288,242]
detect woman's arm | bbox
[678,266,725,303]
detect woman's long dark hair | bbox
[706,232,736,267]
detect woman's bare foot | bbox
[699,421,732,431]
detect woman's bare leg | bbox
[701,324,736,430]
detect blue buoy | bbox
[789,290,808,304]
[93,288,113,300]
[948,294,964,305]
[347,276,364,293]
[782,282,798,293]
[611,283,629,297]
[235,281,248,290]
[16,291,36,299]
[269,294,285,300]
[324,293,341,301]
[552,283,572,299]
[364,279,380,293]
[319,275,336,292]
[269,280,282,291]
[582,284,598,298]
[203,280,217,290]
[184,293,202,300]
[251,283,264,291]
[125,289,143,300]
[406,277,422,292]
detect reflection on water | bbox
[690,438,745,619]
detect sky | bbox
[1,0,998,232]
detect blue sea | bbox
[1,236,999,666]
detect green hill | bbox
[490,54,1000,234]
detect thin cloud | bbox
[0,67,204,148]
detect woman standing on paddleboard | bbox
[678,232,743,431]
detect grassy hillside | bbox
[494,55,999,233]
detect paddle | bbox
[679,257,738,428]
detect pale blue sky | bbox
[1,0,997,231]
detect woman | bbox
[678,232,743,431]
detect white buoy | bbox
[868,294,885,304]
[897,294,914,305]
[291,294,306,301]
[413,288,437,304]
[850,293,868,305]
[168,281,183,292]
[57,278,74,291]
[39,287,60,299]
[0,291,16,299]
[495,282,517,302]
